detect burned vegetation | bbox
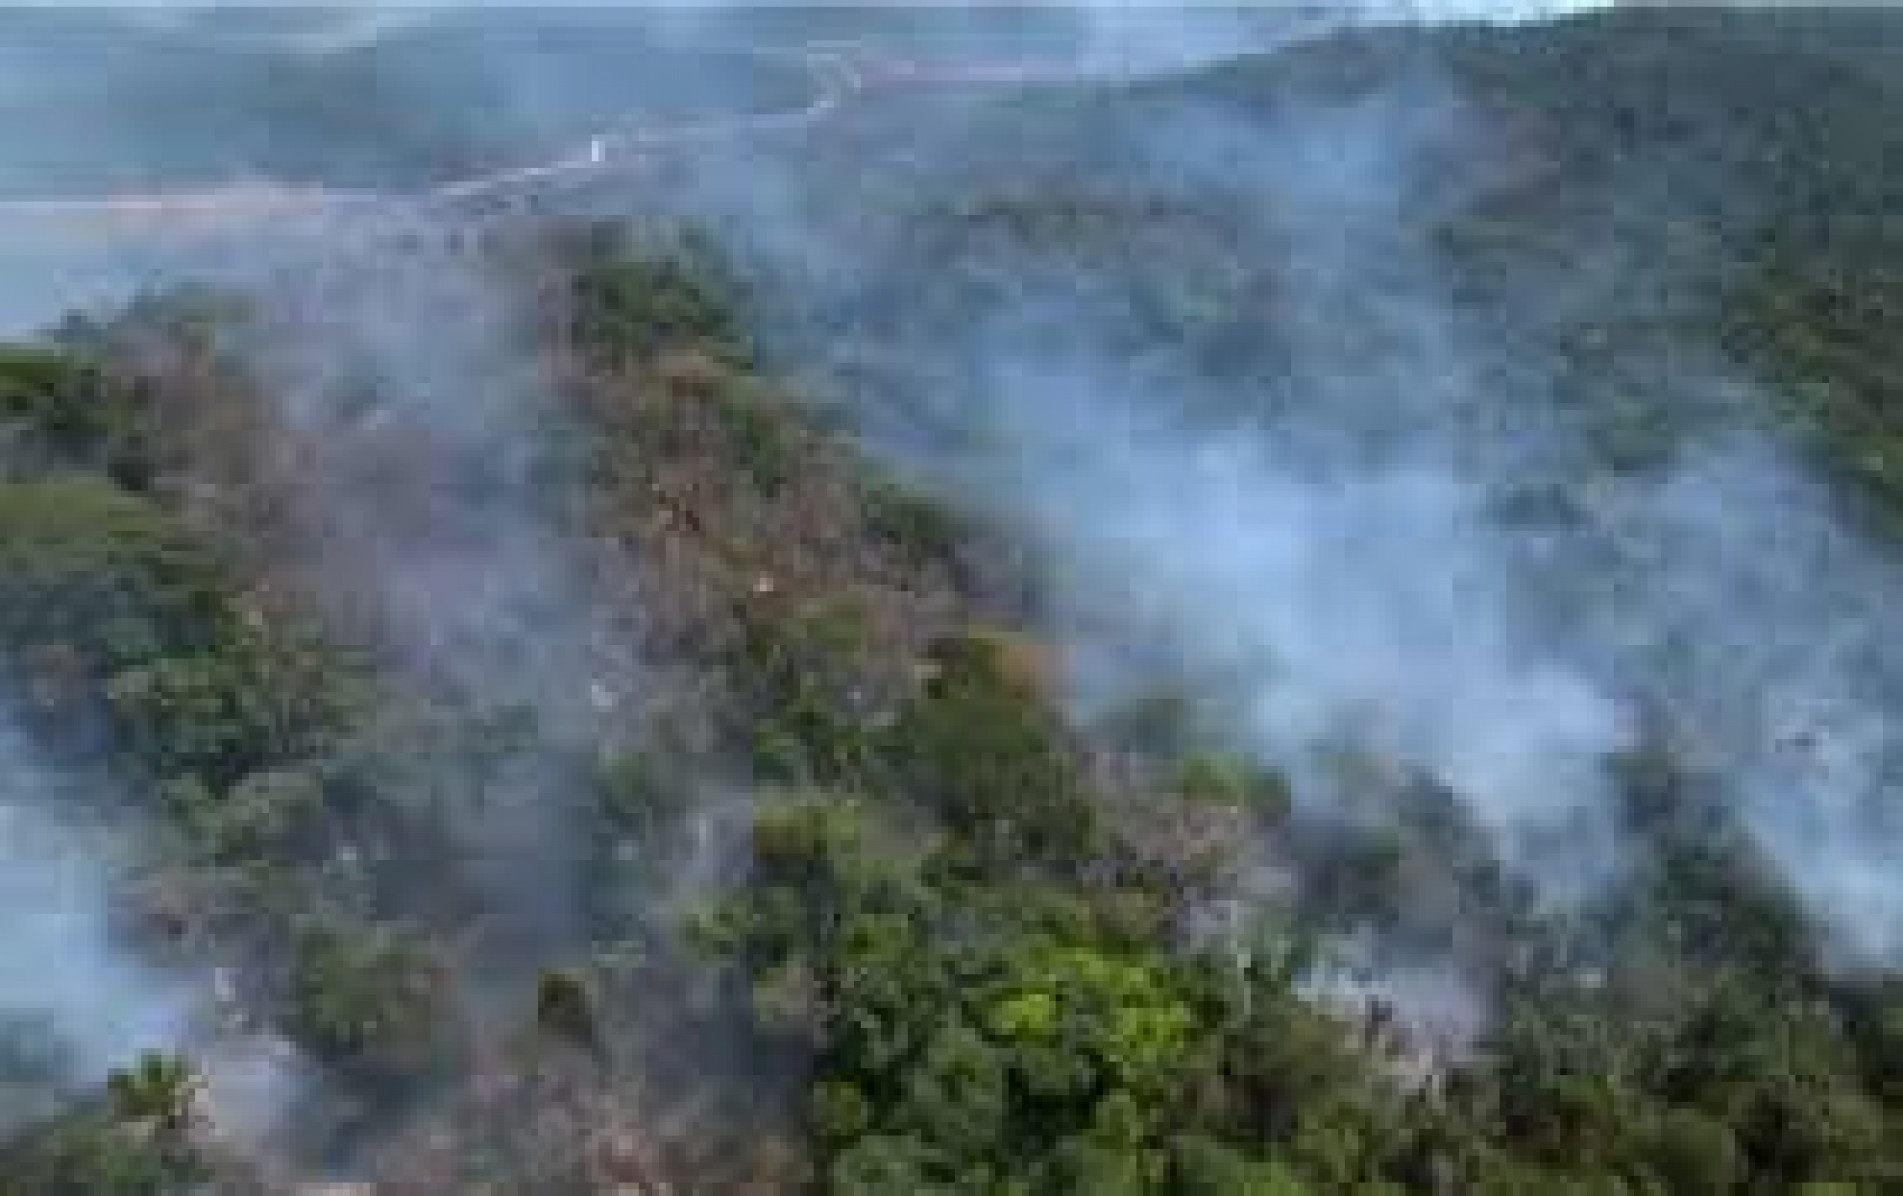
[2,7,1903,1195]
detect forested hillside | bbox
[1,7,1901,1194]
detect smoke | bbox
[0,0,1895,1116]
[1579,445,1903,966]
[670,14,1903,981]
[230,236,639,963]
[0,696,317,1158]
[988,380,1631,889]
[0,705,187,1118]
[755,74,1646,909]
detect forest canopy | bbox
[1,6,1902,1194]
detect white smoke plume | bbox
[683,19,1903,978]
[0,0,1892,1058]
[0,709,187,1118]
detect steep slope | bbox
[0,7,1901,1195]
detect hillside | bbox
[1,6,1902,1195]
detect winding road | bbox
[0,41,1078,243]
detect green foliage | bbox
[715,758,1283,1192]
[104,1052,198,1135]
[982,943,1196,1095]
[0,479,229,672]
[166,765,326,864]
[896,1023,1010,1158]
[1176,753,1293,825]
[884,629,1093,865]
[859,474,967,567]
[1170,1136,1312,1196]
[285,922,446,1084]
[8,12,1903,1187]
[739,605,883,788]
[812,1079,874,1143]
[564,225,752,365]
[1637,1107,1742,1196]
[829,1134,956,1196]
[707,379,799,494]
[106,651,309,788]
[593,749,692,847]
[0,343,147,479]
[0,1108,208,1196]
[534,967,601,1051]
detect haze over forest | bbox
[1,4,1901,1193]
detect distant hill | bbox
[0,9,815,197]
[2,7,1902,1194]
[737,4,1903,502]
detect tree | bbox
[285,923,446,1084]
[104,1052,200,1137]
[895,1023,1009,1161]
[1639,1107,1742,1196]
[534,967,602,1053]
[830,1134,956,1196]
[1169,1136,1313,1196]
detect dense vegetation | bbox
[2,7,1903,1194]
